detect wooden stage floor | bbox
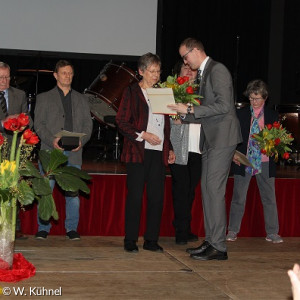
[5,236,298,299]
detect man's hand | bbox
[167,103,194,115]
[142,132,162,145]
[71,140,82,152]
[53,137,64,150]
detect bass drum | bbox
[84,63,139,127]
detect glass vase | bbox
[0,201,15,270]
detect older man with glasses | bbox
[0,61,33,239]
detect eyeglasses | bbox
[0,76,10,81]
[249,96,264,102]
[146,69,162,75]
[181,48,193,60]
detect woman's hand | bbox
[142,132,162,145]
[168,150,176,164]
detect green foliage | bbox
[19,149,91,221]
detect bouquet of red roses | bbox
[252,121,294,162]
[158,75,200,106]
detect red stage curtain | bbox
[20,175,300,237]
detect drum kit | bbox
[84,62,139,160]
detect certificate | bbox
[54,130,87,139]
[146,88,177,115]
[234,150,253,167]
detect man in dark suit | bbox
[0,62,32,140]
[168,38,242,260]
[34,60,92,240]
[227,79,283,243]
[0,61,32,239]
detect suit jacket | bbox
[233,105,279,177]
[116,82,172,166]
[0,86,33,140]
[34,87,93,165]
[184,58,242,149]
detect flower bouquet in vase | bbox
[0,113,91,270]
[252,121,294,162]
[158,75,200,119]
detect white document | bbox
[146,88,177,115]
[54,130,87,139]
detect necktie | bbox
[196,69,202,85]
[245,107,263,175]
[0,91,8,117]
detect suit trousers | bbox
[228,162,279,235]
[201,144,236,252]
[170,152,201,237]
[125,149,165,241]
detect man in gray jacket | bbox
[168,38,242,260]
[34,60,92,240]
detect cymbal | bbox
[16,69,53,73]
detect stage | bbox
[13,159,300,299]
[6,236,297,299]
[20,158,300,238]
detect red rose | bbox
[0,134,4,146]
[18,113,29,128]
[195,99,201,105]
[289,134,293,139]
[273,121,280,129]
[261,149,267,154]
[283,152,290,160]
[251,134,257,139]
[23,129,33,140]
[4,118,20,131]
[274,138,281,146]
[182,76,190,83]
[25,133,39,145]
[186,86,194,94]
[176,77,185,85]
[266,124,272,130]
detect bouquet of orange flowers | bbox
[252,121,294,162]
[158,75,200,106]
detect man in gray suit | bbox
[0,61,32,239]
[168,38,242,260]
[34,60,92,240]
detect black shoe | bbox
[175,237,188,245]
[66,230,81,240]
[35,230,48,240]
[186,240,210,254]
[143,240,163,252]
[191,245,228,261]
[187,232,198,242]
[124,240,139,253]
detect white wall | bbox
[0,0,158,56]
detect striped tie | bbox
[0,91,8,116]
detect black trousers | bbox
[125,149,165,241]
[170,152,201,237]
